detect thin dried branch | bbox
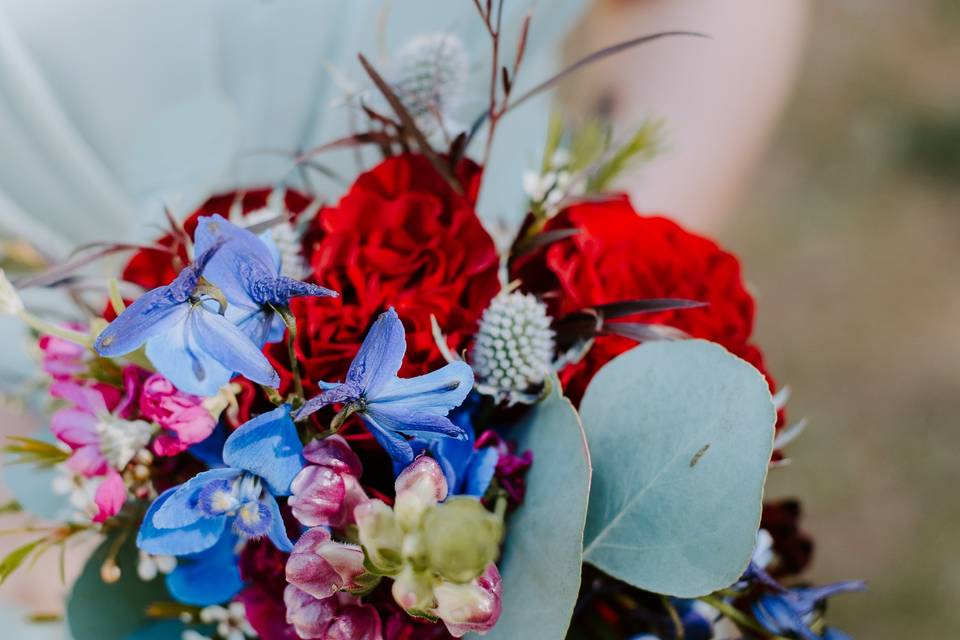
[506,31,708,114]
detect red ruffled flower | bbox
[270,154,500,398]
[513,195,778,407]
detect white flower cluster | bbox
[523,149,586,213]
[391,32,469,134]
[472,291,555,404]
[137,550,176,582]
[182,602,256,640]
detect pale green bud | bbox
[355,499,404,575]
[391,565,438,614]
[423,498,503,583]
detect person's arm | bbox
[566,0,809,232]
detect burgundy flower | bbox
[284,587,383,640]
[475,431,532,506]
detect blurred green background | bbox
[722,2,960,638]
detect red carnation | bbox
[270,154,500,398]
[513,195,777,406]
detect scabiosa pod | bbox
[472,290,556,405]
[94,241,279,396]
[137,405,304,555]
[390,32,469,135]
[296,308,473,467]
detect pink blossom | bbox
[50,369,153,509]
[286,528,367,600]
[289,436,368,529]
[139,373,216,456]
[284,587,383,640]
[93,469,126,522]
[38,325,88,379]
[431,564,502,637]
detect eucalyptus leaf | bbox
[580,340,775,598]
[478,377,591,640]
[67,530,170,640]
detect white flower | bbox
[137,550,177,581]
[95,416,155,471]
[0,269,24,316]
[198,602,256,640]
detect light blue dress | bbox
[0,1,588,637]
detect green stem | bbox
[107,278,126,315]
[661,595,684,640]
[699,595,791,639]
[276,306,304,405]
[18,311,91,347]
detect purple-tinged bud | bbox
[394,455,447,529]
[290,436,369,529]
[432,564,503,637]
[286,528,372,600]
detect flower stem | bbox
[276,306,304,406]
[699,594,791,639]
[17,311,91,347]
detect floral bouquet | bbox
[0,4,862,640]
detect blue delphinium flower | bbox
[296,307,473,467]
[396,397,498,496]
[138,406,304,555]
[94,242,279,396]
[164,530,244,606]
[752,580,865,640]
[194,214,337,345]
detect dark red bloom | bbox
[513,195,778,408]
[761,499,815,578]
[268,154,500,400]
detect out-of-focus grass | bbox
[723,2,960,638]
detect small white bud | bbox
[0,269,24,316]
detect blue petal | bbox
[95,287,186,357]
[365,404,466,440]
[165,532,243,606]
[359,413,414,467]
[145,306,235,397]
[153,468,242,529]
[296,383,360,421]
[190,305,280,388]
[188,422,228,468]
[752,594,819,640]
[223,406,304,496]
[347,307,406,397]
[794,581,866,612]
[370,360,474,415]
[225,303,275,347]
[262,492,293,552]
[463,446,499,498]
[137,488,227,556]
[194,215,277,306]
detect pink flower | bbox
[286,528,368,600]
[50,367,153,520]
[38,324,88,379]
[139,373,216,456]
[93,469,126,523]
[289,436,368,529]
[431,564,502,637]
[284,587,383,640]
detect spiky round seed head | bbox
[472,292,555,402]
[391,33,469,131]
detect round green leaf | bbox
[67,530,170,640]
[478,378,592,640]
[580,340,775,598]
